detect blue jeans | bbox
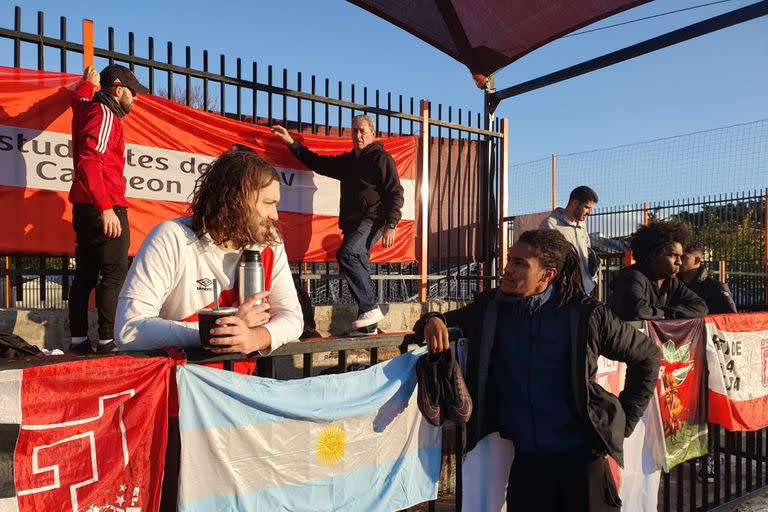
[336,221,382,314]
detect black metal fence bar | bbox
[1,5,504,307]
[587,190,767,311]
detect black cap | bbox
[100,64,149,95]
[242,250,262,263]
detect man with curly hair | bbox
[114,148,303,354]
[609,220,708,321]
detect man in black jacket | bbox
[272,117,404,334]
[609,220,708,321]
[678,243,737,314]
[416,230,660,511]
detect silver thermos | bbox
[238,249,264,305]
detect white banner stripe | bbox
[0,370,22,424]
[0,125,416,220]
[706,323,768,399]
[178,394,437,503]
[0,497,20,512]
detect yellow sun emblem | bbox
[315,425,347,466]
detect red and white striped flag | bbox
[0,66,417,262]
[707,312,768,431]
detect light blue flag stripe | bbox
[177,347,426,431]
[176,347,442,511]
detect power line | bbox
[565,0,742,37]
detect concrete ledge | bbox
[0,300,468,350]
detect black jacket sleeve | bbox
[663,279,709,319]
[412,304,473,343]
[594,306,662,437]
[375,152,404,225]
[708,281,738,314]
[609,271,666,321]
[288,141,346,180]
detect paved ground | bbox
[719,488,768,512]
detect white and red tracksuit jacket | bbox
[115,217,303,354]
[69,81,128,211]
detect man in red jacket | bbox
[68,64,148,354]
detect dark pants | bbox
[68,204,130,340]
[336,221,382,314]
[507,452,621,512]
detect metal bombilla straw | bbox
[212,278,219,309]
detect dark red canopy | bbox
[348,0,650,75]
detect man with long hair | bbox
[414,229,660,511]
[609,220,708,321]
[68,65,148,354]
[115,148,303,353]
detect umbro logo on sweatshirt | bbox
[196,278,213,291]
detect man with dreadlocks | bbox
[413,229,660,511]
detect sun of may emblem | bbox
[316,424,348,466]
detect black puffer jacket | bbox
[413,290,660,467]
[609,264,708,321]
[684,267,737,314]
[288,141,404,232]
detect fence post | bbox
[720,260,727,284]
[551,153,557,210]
[82,19,94,69]
[624,250,634,267]
[764,187,767,306]
[499,119,509,272]
[4,256,9,308]
[417,99,430,302]
[643,202,650,225]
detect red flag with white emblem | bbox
[0,355,172,512]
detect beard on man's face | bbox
[250,218,276,245]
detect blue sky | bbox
[3,0,767,212]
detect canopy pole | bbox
[483,75,498,277]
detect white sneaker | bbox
[351,307,384,329]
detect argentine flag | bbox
[176,348,442,511]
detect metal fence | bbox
[20,331,763,512]
[0,4,505,308]
[508,119,768,217]
[504,189,768,312]
[587,190,767,310]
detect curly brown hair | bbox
[189,148,281,248]
[517,229,585,308]
[630,219,691,265]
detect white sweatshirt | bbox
[115,217,303,353]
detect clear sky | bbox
[3,0,767,211]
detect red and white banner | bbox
[0,355,172,512]
[0,67,417,262]
[706,312,768,431]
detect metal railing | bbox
[502,191,768,310]
[9,331,762,512]
[0,5,505,306]
[587,190,768,311]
